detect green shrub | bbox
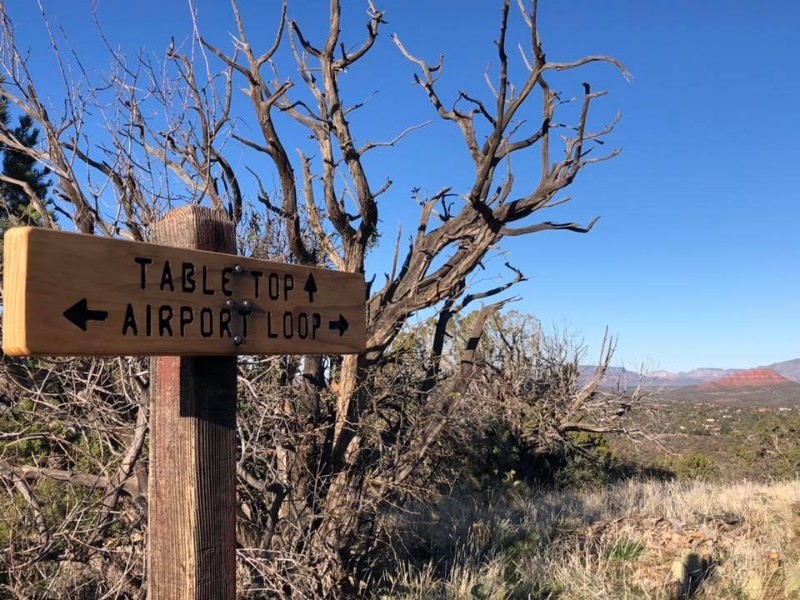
[603,538,646,562]
[731,415,800,480]
[670,452,719,480]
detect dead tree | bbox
[0,0,630,596]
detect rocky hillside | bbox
[767,358,800,382]
[699,368,795,391]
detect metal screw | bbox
[233,334,243,346]
[233,263,245,275]
[226,299,236,309]
[241,299,252,310]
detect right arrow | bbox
[63,298,109,332]
[328,314,349,336]
[304,273,317,303]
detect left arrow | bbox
[63,299,109,332]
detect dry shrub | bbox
[382,478,800,600]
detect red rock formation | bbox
[699,368,794,391]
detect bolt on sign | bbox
[2,227,366,356]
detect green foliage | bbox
[0,359,131,560]
[498,527,547,562]
[467,418,522,485]
[553,432,625,489]
[0,487,28,548]
[0,76,52,228]
[731,414,800,480]
[668,452,720,481]
[611,398,800,484]
[449,416,627,492]
[603,538,646,562]
[521,432,624,489]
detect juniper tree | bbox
[0,78,51,227]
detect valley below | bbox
[608,363,800,481]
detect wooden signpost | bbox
[3,222,365,357]
[2,206,366,599]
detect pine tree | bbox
[0,86,7,130]
[0,79,52,227]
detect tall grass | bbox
[378,479,800,599]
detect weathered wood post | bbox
[147,206,237,599]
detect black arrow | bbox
[328,314,349,336]
[63,299,109,331]
[304,273,317,303]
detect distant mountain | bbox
[763,359,800,383]
[698,368,795,391]
[578,366,644,388]
[647,368,740,387]
[580,358,800,388]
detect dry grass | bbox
[379,479,800,599]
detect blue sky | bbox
[4,1,799,372]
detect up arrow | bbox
[328,314,349,336]
[63,299,109,332]
[304,273,318,303]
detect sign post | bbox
[2,205,366,599]
[147,206,237,599]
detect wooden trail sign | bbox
[0,207,370,599]
[3,226,366,357]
